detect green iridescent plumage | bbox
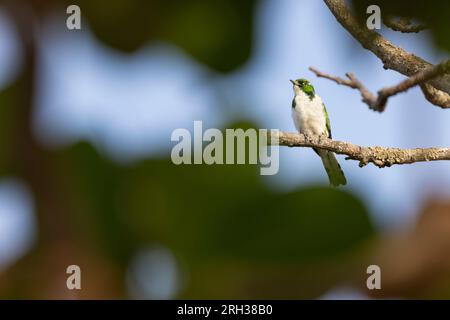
[292,78,315,100]
[322,103,332,138]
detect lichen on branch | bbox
[269,131,450,168]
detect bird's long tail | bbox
[315,149,347,187]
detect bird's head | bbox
[290,78,315,98]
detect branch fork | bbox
[323,0,450,110]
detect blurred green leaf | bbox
[115,121,375,298]
[68,0,256,72]
[0,113,375,298]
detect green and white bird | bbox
[290,78,347,186]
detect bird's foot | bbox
[303,133,312,142]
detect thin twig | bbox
[323,0,450,105]
[309,60,450,112]
[269,131,450,168]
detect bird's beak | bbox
[290,79,295,85]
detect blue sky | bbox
[0,0,449,294]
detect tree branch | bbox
[383,16,427,33]
[310,60,450,112]
[323,0,450,101]
[420,84,450,109]
[269,131,450,168]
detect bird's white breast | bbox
[291,91,326,136]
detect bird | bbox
[290,78,347,186]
